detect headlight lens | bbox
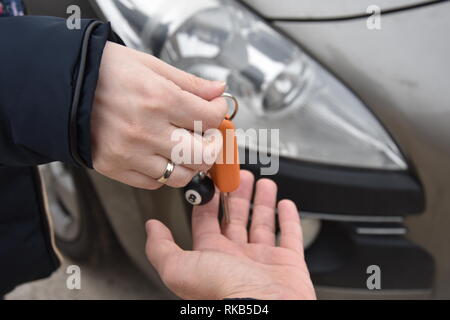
[96,0,407,170]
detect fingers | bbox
[112,170,163,190]
[191,190,221,248]
[145,220,183,277]
[278,200,303,255]
[168,127,222,172]
[131,154,198,188]
[130,125,221,173]
[140,52,228,131]
[249,179,277,246]
[221,170,254,244]
[144,53,226,101]
[92,43,228,191]
[170,92,228,132]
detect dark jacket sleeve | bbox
[0,16,113,168]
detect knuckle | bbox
[205,112,222,130]
[142,81,180,113]
[123,123,158,148]
[110,138,138,166]
[162,80,182,105]
[136,77,153,97]
[136,77,162,102]
[197,162,212,173]
[110,140,128,162]
[124,124,143,142]
[254,221,274,234]
[144,181,163,190]
[282,230,301,239]
[206,103,226,129]
[173,168,195,187]
[187,73,205,90]
[229,215,247,225]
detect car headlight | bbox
[96,0,407,170]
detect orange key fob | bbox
[209,117,240,192]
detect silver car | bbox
[34,0,450,299]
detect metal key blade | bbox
[220,192,230,223]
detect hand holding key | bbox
[91,42,227,190]
[146,170,316,300]
[184,93,240,222]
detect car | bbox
[28,0,450,299]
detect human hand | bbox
[145,170,316,300]
[91,42,227,189]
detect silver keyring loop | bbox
[221,92,239,120]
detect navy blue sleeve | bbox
[0,16,112,168]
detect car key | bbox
[183,93,240,223]
[209,95,240,223]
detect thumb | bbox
[145,54,226,100]
[145,219,182,275]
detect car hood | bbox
[240,0,435,19]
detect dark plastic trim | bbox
[305,221,434,290]
[242,155,425,216]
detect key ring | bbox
[221,93,238,120]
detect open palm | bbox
[146,170,316,300]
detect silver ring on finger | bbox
[157,160,175,184]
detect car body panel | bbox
[241,0,435,19]
[272,2,450,297]
[87,170,191,299]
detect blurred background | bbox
[8,0,450,299]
